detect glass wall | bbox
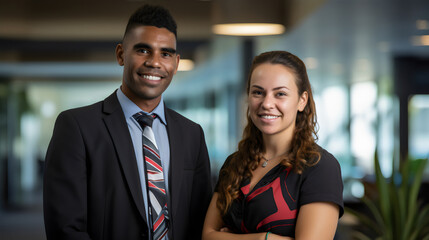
[252,0,429,201]
[2,0,429,206]
[409,94,429,164]
[1,0,429,238]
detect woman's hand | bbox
[220,227,232,233]
[203,193,271,240]
[265,232,294,240]
[202,193,295,240]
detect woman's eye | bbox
[252,90,263,95]
[276,92,287,97]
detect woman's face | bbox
[248,63,307,138]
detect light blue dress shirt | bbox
[116,89,170,238]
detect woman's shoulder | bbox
[316,145,340,165]
[305,145,341,174]
[300,145,344,217]
[219,152,237,170]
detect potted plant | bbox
[346,155,429,240]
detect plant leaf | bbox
[374,153,392,234]
[402,159,428,238]
[412,204,429,239]
[351,231,373,240]
[396,185,406,237]
[361,197,385,234]
[345,206,382,236]
[407,159,427,214]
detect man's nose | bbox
[144,54,161,68]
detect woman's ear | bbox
[298,91,308,112]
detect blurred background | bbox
[0,0,429,239]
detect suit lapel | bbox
[102,91,147,221]
[165,108,186,217]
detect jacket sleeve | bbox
[43,111,92,240]
[188,124,213,240]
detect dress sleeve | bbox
[299,149,344,217]
[214,155,234,192]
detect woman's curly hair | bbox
[216,51,321,215]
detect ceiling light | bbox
[421,35,429,45]
[212,23,285,36]
[212,0,285,36]
[416,20,429,30]
[178,59,195,71]
[411,35,429,46]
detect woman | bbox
[202,51,344,240]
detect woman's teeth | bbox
[261,115,279,119]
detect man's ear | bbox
[115,44,124,66]
[173,54,180,75]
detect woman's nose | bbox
[261,95,274,109]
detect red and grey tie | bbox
[133,112,169,240]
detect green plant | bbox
[346,156,429,240]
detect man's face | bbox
[116,25,179,109]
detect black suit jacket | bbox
[43,91,212,240]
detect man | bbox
[43,5,212,240]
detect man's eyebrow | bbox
[161,47,177,54]
[133,43,176,54]
[133,43,151,50]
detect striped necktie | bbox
[133,112,169,240]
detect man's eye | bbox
[162,52,173,57]
[137,49,149,54]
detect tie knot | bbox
[133,112,156,128]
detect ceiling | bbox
[1,0,428,81]
[0,0,326,41]
[0,0,326,62]
[0,0,212,41]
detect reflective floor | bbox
[0,191,46,240]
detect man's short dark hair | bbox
[123,4,177,39]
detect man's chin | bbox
[136,91,163,102]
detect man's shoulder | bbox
[60,100,103,117]
[59,91,117,118]
[165,107,200,128]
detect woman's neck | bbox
[262,132,293,159]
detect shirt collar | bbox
[116,88,167,125]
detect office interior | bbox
[1,0,429,239]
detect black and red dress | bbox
[217,146,344,237]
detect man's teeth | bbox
[142,75,161,80]
[261,115,279,119]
